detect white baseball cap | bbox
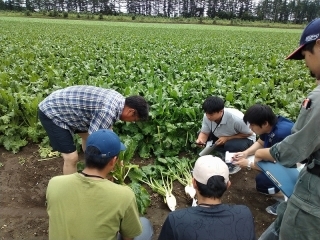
[193,155,229,184]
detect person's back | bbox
[39,85,124,132]
[47,173,141,240]
[158,155,255,240]
[158,204,255,240]
[46,129,148,240]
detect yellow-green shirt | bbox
[46,173,142,240]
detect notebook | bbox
[199,141,217,156]
[257,161,299,198]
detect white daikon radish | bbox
[185,184,196,199]
[165,192,177,211]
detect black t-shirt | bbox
[158,204,255,240]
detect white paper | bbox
[225,151,254,164]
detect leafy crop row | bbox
[0,17,313,156]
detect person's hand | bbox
[232,151,247,161]
[195,139,206,148]
[232,158,249,168]
[215,136,229,146]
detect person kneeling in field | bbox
[158,155,256,240]
[232,104,294,216]
[46,129,153,240]
[196,96,256,174]
[38,85,149,175]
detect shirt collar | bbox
[219,110,227,125]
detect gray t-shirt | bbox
[201,108,256,142]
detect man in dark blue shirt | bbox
[158,155,255,240]
[232,104,294,215]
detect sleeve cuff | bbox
[270,144,280,161]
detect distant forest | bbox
[1,0,320,23]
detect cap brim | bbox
[120,142,126,151]
[286,44,305,60]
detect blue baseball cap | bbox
[286,18,320,60]
[86,129,126,158]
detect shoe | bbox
[228,164,241,175]
[266,201,281,215]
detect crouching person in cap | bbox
[46,129,153,240]
[158,155,255,240]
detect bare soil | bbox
[0,145,275,239]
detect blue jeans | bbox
[118,217,153,240]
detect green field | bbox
[0,17,313,157]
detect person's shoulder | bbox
[311,85,320,94]
[276,116,294,129]
[169,207,189,214]
[109,183,136,198]
[306,86,320,102]
[277,116,294,123]
[47,174,78,190]
[48,174,76,184]
[224,108,244,119]
[161,208,191,225]
[107,184,137,208]
[226,204,253,215]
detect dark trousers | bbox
[256,172,280,194]
[209,135,254,153]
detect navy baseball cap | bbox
[286,18,320,60]
[86,129,126,158]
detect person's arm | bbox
[196,132,209,145]
[268,92,320,166]
[225,132,253,140]
[233,157,261,170]
[233,117,255,137]
[216,116,255,145]
[119,193,142,239]
[234,139,264,158]
[215,132,253,145]
[196,114,211,145]
[234,142,273,169]
[254,148,275,163]
[89,110,115,134]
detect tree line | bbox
[1,0,320,24]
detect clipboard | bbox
[257,161,299,198]
[199,141,217,156]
